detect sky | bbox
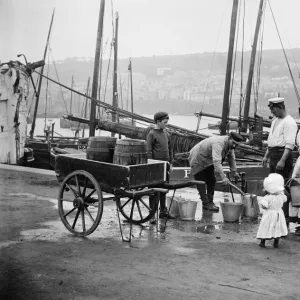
[1,0,300,63]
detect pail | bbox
[86,137,117,162]
[177,200,198,221]
[166,196,180,218]
[113,139,147,166]
[242,193,259,220]
[290,178,300,207]
[220,202,243,223]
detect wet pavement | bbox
[1,164,300,249]
[2,165,300,300]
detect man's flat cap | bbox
[154,112,169,122]
[229,131,244,143]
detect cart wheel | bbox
[115,192,159,224]
[58,170,103,236]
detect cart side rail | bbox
[55,154,130,188]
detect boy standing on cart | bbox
[147,111,174,221]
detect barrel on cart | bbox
[113,139,147,166]
[86,136,117,163]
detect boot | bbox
[203,202,219,212]
[149,195,157,224]
[259,239,266,248]
[159,194,175,219]
[273,238,279,248]
[203,194,219,212]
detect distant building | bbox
[183,89,192,101]
[157,67,171,76]
[158,88,170,100]
[170,86,184,100]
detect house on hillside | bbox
[170,86,184,100]
[157,67,171,76]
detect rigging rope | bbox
[268,0,300,105]
[200,6,225,114]
[288,43,300,79]
[49,49,69,113]
[102,37,114,105]
[44,50,51,128]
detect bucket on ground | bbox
[289,178,300,207]
[177,199,198,221]
[241,193,259,220]
[86,136,117,163]
[166,196,180,218]
[113,139,147,166]
[220,202,243,223]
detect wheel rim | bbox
[116,193,158,224]
[58,170,103,236]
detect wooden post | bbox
[220,0,239,135]
[30,8,55,138]
[129,58,134,125]
[111,12,119,137]
[89,0,105,137]
[70,76,74,114]
[241,0,265,132]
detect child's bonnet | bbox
[263,173,285,194]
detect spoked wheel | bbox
[115,192,159,224]
[58,170,103,236]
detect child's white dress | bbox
[257,192,288,239]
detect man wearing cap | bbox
[188,132,243,212]
[262,97,298,220]
[147,111,174,220]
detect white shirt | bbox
[267,115,297,149]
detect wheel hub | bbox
[73,197,85,209]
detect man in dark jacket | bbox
[188,132,243,212]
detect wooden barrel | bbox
[86,136,117,163]
[113,139,147,166]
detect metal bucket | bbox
[220,202,243,223]
[241,193,259,220]
[177,200,198,221]
[166,197,180,218]
[290,178,300,207]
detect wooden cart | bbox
[55,154,205,242]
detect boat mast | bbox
[70,76,74,114]
[30,8,55,138]
[220,0,239,135]
[129,58,134,125]
[111,12,119,137]
[89,0,105,137]
[241,0,265,132]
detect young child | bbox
[147,111,174,221]
[257,173,288,248]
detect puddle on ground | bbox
[169,221,244,234]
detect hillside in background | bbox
[30,48,300,118]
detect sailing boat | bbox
[11,0,268,195]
